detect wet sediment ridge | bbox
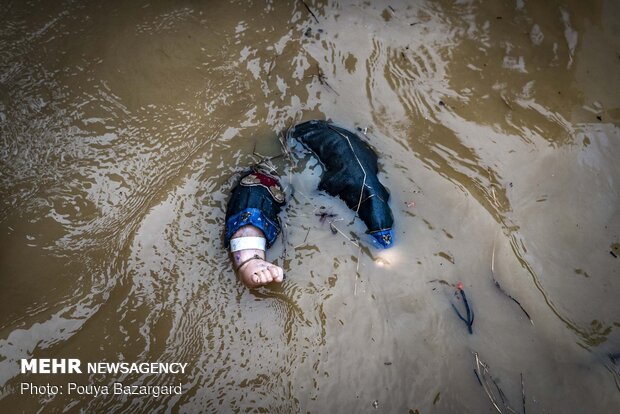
[0,0,619,412]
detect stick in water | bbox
[491,236,534,325]
[299,0,319,23]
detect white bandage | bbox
[230,237,266,252]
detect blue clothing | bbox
[224,168,285,248]
[369,228,394,249]
[225,207,281,248]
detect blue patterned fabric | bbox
[369,229,394,249]
[225,207,280,248]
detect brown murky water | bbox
[1,0,619,412]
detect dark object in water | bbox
[451,281,474,334]
[610,353,620,365]
[473,352,520,413]
[611,250,618,258]
[224,166,286,248]
[299,0,319,24]
[315,208,338,224]
[473,369,483,386]
[287,120,394,248]
[493,277,534,325]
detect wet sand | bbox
[1,0,619,412]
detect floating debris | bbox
[451,281,474,334]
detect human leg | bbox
[225,167,286,288]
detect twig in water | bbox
[474,369,483,386]
[491,237,534,325]
[451,281,474,334]
[500,93,513,110]
[277,130,293,163]
[474,353,502,413]
[294,228,311,249]
[299,0,319,23]
[307,64,340,96]
[250,142,284,175]
[520,373,526,414]
[473,352,519,414]
[266,51,280,77]
[354,244,361,296]
[492,277,533,325]
[329,222,360,248]
[491,236,496,273]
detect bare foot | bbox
[230,225,284,288]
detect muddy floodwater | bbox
[1,0,619,412]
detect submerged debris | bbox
[310,64,339,95]
[299,0,319,23]
[451,281,474,334]
[473,352,522,414]
[521,373,526,414]
[315,207,338,224]
[491,238,534,325]
[492,277,534,325]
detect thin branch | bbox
[329,222,360,248]
[473,352,519,414]
[491,235,534,325]
[299,0,319,23]
[521,373,526,414]
[474,353,503,413]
